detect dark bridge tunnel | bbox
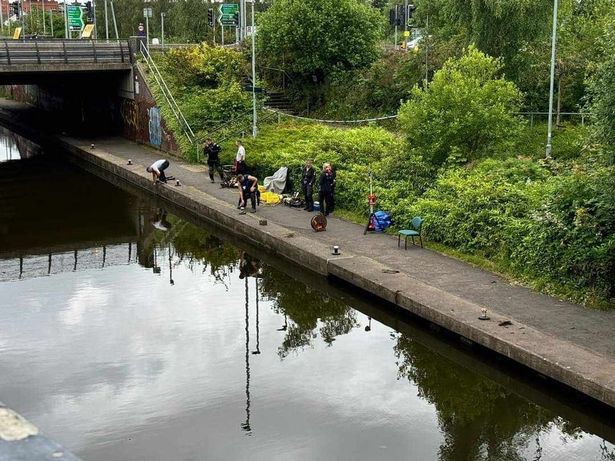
[4,72,132,137]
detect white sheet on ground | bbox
[263,167,288,194]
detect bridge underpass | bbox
[0,39,135,135]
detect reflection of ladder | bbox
[139,42,195,146]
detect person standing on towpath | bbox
[204,138,224,183]
[235,140,247,175]
[302,159,316,212]
[318,163,336,216]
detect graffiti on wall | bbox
[120,99,139,139]
[148,107,162,147]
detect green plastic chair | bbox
[398,216,423,249]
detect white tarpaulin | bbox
[263,167,288,194]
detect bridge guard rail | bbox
[0,40,131,65]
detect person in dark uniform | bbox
[301,159,316,212]
[237,174,258,213]
[204,138,224,183]
[318,163,336,216]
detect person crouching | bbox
[237,174,258,214]
[147,159,170,183]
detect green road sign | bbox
[67,4,84,31]
[218,3,239,26]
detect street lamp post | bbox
[545,0,559,158]
[104,0,109,42]
[63,0,69,39]
[251,0,257,137]
[161,12,165,47]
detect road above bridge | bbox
[0,40,132,84]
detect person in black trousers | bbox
[237,174,259,213]
[204,138,224,183]
[318,163,336,216]
[301,159,316,211]
[147,159,170,183]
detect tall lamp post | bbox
[251,0,257,137]
[545,0,559,158]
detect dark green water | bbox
[0,133,614,461]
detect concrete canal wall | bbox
[0,402,81,461]
[50,136,615,410]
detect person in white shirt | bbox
[146,159,170,183]
[235,140,247,174]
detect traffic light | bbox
[85,1,94,23]
[11,1,19,18]
[396,5,404,26]
[389,7,403,26]
[208,8,214,27]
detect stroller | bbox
[220,165,237,188]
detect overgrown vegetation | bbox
[145,2,613,307]
[147,45,254,159]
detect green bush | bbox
[149,45,253,159]
[222,121,425,213]
[505,166,615,305]
[399,46,523,168]
[160,45,246,89]
[406,158,544,255]
[179,83,252,133]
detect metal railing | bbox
[139,41,195,147]
[516,111,590,126]
[0,39,131,66]
[0,243,135,282]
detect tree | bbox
[587,11,615,158]
[424,0,552,68]
[257,0,384,83]
[398,46,522,168]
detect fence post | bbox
[35,41,41,64]
[62,40,68,64]
[530,113,534,127]
[581,114,585,126]
[4,41,10,65]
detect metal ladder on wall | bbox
[139,42,197,155]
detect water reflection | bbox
[1,153,614,460]
[0,125,42,162]
[395,335,554,460]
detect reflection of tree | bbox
[258,266,359,358]
[394,335,556,461]
[151,216,240,284]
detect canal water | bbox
[1,130,614,461]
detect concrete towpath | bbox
[80,136,615,360]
